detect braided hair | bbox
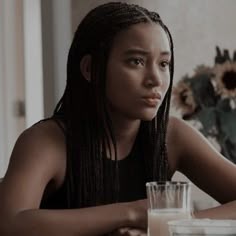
[53,2,174,208]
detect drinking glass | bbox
[146,181,192,236]
[168,219,236,236]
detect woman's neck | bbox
[108,116,141,160]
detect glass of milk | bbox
[146,181,192,236]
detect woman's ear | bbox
[80,54,91,82]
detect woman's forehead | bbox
[110,23,170,56]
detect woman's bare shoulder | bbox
[167,115,187,134]
[1,119,67,212]
[15,119,65,157]
[12,119,66,181]
[166,116,184,174]
[167,115,201,150]
[166,117,236,204]
[166,115,211,167]
[166,116,207,174]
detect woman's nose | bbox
[144,66,162,87]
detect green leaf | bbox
[221,139,236,163]
[218,110,236,143]
[196,107,217,133]
[216,99,231,112]
[190,75,217,107]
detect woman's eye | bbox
[129,58,145,66]
[160,61,170,70]
[160,61,170,68]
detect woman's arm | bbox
[0,121,147,236]
[1,201,146,236]
[167,116,236,219]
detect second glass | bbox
[146,181,192,236]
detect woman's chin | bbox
[139,111,158,121]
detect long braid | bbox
[53,2,175,208]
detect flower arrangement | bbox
[172,46,236,163]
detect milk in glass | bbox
[148,209,191,236]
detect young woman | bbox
[1,2,236,236]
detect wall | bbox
[0,0,46,178]
[0,0,25,178]
[23,0,44,128]
[41,0,72,117]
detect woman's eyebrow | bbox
[160,51,171,57]
[124,48,171,57]
[124,48,150,56]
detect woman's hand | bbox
[110,227,147,236]
[125,199,148,229]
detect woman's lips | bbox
[142,93,162,107]
[142,97,160,107]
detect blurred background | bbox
[0,0,235,209]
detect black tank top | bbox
[40,119,146,209]
[114,137,146,202]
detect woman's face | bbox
[106,22,171,121]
